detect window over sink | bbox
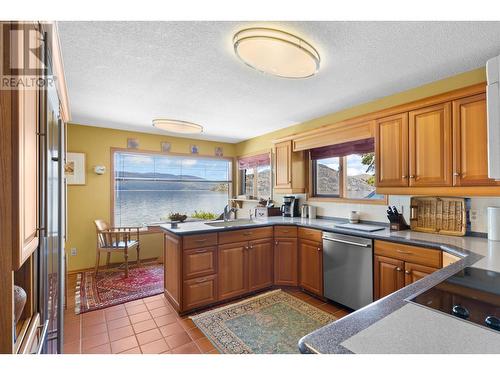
[112,150,232,226]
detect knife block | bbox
[389,214,410,231]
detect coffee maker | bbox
[281,196,300,217]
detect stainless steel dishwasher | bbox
[322,232,373,310]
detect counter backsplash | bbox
[237,193,500,234]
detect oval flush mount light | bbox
[233,27,320,79]
[152,119,203,134]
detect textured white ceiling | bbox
[58,21,500,143]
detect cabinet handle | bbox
[409,175,415,179]
[195,249,207,253]
[195,277,209,283]
[453,172,461,177]
[405,270,411,275]
[402,175,407,179]
[396,250,413,255]
[243,232,252,236]
[194,239,207,243]
[396,267,402,272]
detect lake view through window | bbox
[113,151,232,226]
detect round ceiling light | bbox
[152,119,203,134]
[233,27,320,79]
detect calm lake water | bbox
[114,190,228,226]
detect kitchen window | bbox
[112,150,232,226]
[311,139,385,202]
[238,153,271,200]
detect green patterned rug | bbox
[191,290,336,354]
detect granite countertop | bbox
[159,216,500,354]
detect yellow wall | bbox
[235,67,486,156]
[66,124,236,271]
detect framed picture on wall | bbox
[127,138,139,149]
[65,152,86,185]
[215,146,223,157]
[161,142,171,153]
[190,144,199,154]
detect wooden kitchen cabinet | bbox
[248,239,274,292]
[452,94,498,186]
[374,255,405,300]
[218,242,248,301]
[299,238,323,296]
[274,237,298,286]
[11,22,40,271]
[375,113,409,187]
[374,240,442,300]
[183,274,218,311]
[409,102,452,187]
[273,140,305,193]
[183,246,217,280]
[404,262,438,285]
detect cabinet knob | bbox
[317,247,321,251]
[405,270,411,275]
[453,172,461,176]
[409,175,415,179]
[275,241,279,245]
[396,267,402,272]
[402,175,407,179]
[250,245,253,249]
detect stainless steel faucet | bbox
[223,204,238,221]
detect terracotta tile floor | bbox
[64,274,351,354]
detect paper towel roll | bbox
[488,207,500,241]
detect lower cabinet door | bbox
[374,255,405,300]
[404,262,439,286]
[299,239,323,296]
[248,239,274,292]
[218,242,248,300]
[183,274,217,311]
[274,238,298,286]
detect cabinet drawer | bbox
[182,274,218,311]
[183,233,218,250]
[374,240,442,268]
[183,247,217,280]
[298,227,322,242]
[274,226,297,237]
[218,226,273,244]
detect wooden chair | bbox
[94,219,141,278]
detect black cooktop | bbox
[411,267,500,332]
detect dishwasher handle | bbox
[322,236,371,248]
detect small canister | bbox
[488,207,500,241]
[307,205,316,219]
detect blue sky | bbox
[115,152,231,181]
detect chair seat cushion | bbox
[103,240,139,249]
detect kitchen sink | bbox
[205,219,257,228]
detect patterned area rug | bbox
[191,290,336,354]
[75,262,163,314]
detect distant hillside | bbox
[316,164,375,198]
[116,171,225,191]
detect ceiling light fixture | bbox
[152,119,203,134]
[233,27,320,79]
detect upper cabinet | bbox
[452,94,498,186]
[273,140,305,193]
[375,113,409,187]
[11,23,40,270]
[408,102,452,187]
[374,85,500,195]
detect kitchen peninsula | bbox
[160,216,500,353]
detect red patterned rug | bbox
[75,262,164,314]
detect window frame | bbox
[110,147,234,228]
[308,151,387,205]
[237,150,273,200]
